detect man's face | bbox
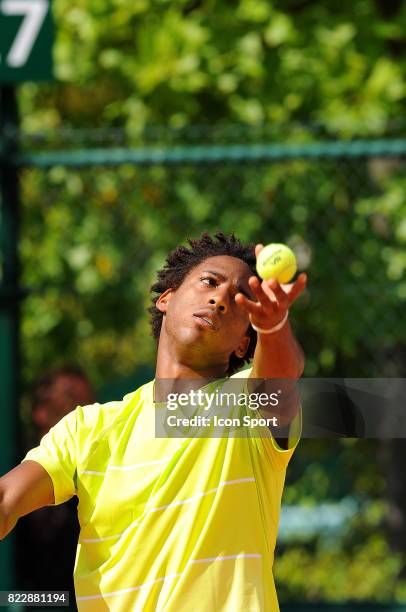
[157,255,256,368]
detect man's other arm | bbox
[0,461,54,540]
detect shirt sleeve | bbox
[21,408,79,505]
[231,367,302,466]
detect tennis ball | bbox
[256,243,297,283]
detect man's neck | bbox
[155,333,228,380]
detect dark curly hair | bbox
[148,231,259,376]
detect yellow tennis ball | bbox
[256,243,297,283]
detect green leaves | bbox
[20,0,405,131]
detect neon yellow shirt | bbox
[22,369,300,611]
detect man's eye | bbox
[201,277,217,287]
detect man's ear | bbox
[156,288,173,314]
[234,334,250,359]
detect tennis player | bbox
[0,231,307,611]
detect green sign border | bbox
[0,0,54,83]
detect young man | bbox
[0,232,307,611]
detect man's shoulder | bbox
[76,380,153,438]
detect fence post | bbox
[0,84,20,591]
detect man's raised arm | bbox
[0,461,54,540]
[235,243,307,381]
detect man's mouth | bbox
[193,311,219,331]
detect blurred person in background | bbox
[15,366,95,609]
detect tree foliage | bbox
[20,0,406,134]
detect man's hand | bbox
[235,243,307,330]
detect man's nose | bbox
[208,291,229,314]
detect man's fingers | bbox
[249,276,279,312]
[287,273,308,306]
[236,272,308,319]
[265,279,289,307]
[255,244,264,259]
[281,282,294,292]
[235,292,263,317]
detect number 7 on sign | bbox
[1,0,48,68]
